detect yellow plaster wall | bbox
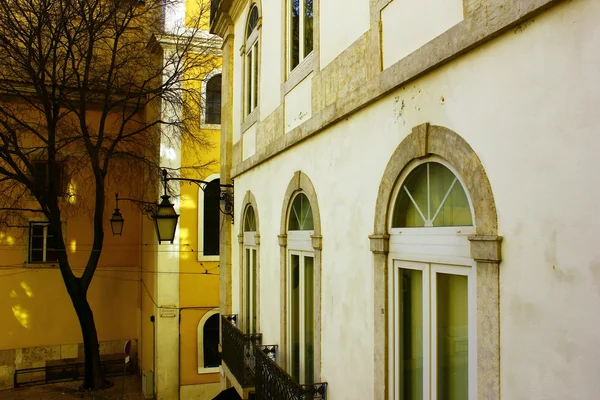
[178,126,221,385]
[0,177,143,351]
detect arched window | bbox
[287,0,313,72]
[203,178,220,256]
[245,5,260,115]
[287,192,314,384]
[392,162,472,228]
[203,314,220,367]
[205,74,222,124]
[197,309,221,372]
[388,160,475,399]
[243,205,258,333]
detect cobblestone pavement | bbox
[0,375,146,400]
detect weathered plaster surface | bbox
[228,0,564,178]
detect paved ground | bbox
[0,375,146,400]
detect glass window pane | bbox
[247,49,253,114]
[432,177,472,227]
[290,0,300,70]
[437,273,469,400]
[303,0,313,57]
[392,189,425,228]
[253,43,259,109]
[290,254,300,382]
[398,268,423,400]
[392,163,473,228]
[245,248,251,332]
[252,249,257,331]
[244,206,256,232]
[288,193,314,231]
[246,6,258,38]
[304,256,314,384]
[392,164,428,227]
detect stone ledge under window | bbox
[242,107,260,133]
[282,52,317,96]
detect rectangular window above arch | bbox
[245,40,259,116]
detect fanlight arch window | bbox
[246,5,259,38]
[244,205,257,232]
[392,162,472,228]
[288,193,314,231]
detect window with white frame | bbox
[29,222,58,263]
[287,193,314,384]
[243,205,258,333]
[388,161,476,400]
[245,5,260,115]
[287,0,313,72]
[197,176,220,260]
[197,309,221,373]
[205,74,222,124]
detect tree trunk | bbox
[69,286,106,390]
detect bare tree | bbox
[0,0,219,389]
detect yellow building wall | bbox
[179,125,221,386]
[0,177,143,353]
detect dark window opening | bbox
[205,74,222,124]
[204,179,220,256]
[33,161,63,196]
[204,313,221,368]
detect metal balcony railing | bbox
[255,345,327,400]
[221,315,263,388]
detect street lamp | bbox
[109,205,125,236]
[110,169,234,244]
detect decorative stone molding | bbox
[237,234,244,244]
[469,235,503,263]
[368,234,390,254]
[311,234,323,250]
[277,234,287,247]
[254,233,260,245]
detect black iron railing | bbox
[255,345,327,400]
[221,314,262,388]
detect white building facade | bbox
[211,0,600,399]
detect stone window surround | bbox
[197,308,221,374]
[369,123,502,400]
[237,190,261,333]
[278,171,322,380]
